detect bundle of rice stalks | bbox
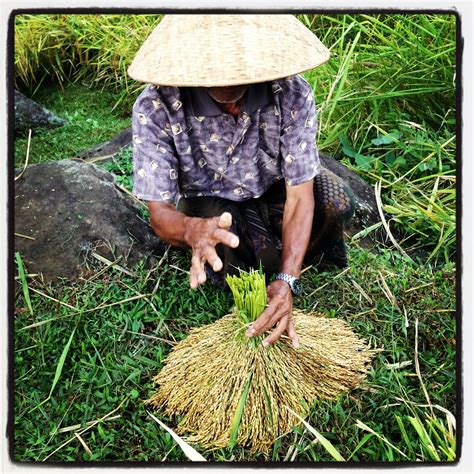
[147,269,373,453]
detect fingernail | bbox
[232,238,239,247]
[246,328,255,337]
[293,341,300,349]
[262,340,269,348]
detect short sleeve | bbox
[132,86,179,203]
[279,76,322,187]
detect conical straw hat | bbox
[128,14,330,87]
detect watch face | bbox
[291,279,302,296]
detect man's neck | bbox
[216,101,240,118]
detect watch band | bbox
[275,272,296,286]
[275,272,302,295]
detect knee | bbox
[328,187,355,221]
[314,173,356,222]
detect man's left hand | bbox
[245,280,300,348]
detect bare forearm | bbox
[148,201,194,247]
[248,187,313,348]
[280,193,315,277]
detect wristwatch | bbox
[275,273,302,296]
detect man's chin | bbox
[207,86,248,104]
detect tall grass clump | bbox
[147,268,373,453]
[14,14,162,105]
[300,14,456,262]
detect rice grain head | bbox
[147,308,374,453]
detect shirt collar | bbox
[182,82,274,117]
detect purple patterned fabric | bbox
[132,74,322,204]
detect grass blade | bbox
[407,415,440,461]
[30,326,76,412]
[147,411,206,461]
[15,251,33,315]
[395,415,415,456]
[263,385,274,427]
[355,419,409,459]
[48,326,77,399]
[229,371,253,449]
[374,181,414,263]
[286,406,345,461]
[347,433,374,460]
[324,30,361,127]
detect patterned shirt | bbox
[132,74,322,204]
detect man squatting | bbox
[129,15,356,349]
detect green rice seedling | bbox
[226,267,266,345]
[147,268,374,453]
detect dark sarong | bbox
[177,168,356,286]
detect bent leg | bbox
[305,168,356,268]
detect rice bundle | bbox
[147,269,373,453]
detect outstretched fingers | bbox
[188,212,238,289]
[213,228,239,249]
[190,254,206,289]
[217,211,233,229]
[203,246,223,272]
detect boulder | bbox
[15,160,164,282]
[15,90,66,133]
[75,127,132,162]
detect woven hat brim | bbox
[128,14,330,87]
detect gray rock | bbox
[15,159,164,282]
[75,127,132,162]
[15,90,66,133]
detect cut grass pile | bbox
[14,246,456,461]
[147,269,373,452]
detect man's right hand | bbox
[184,212,239,289]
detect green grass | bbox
[14,14,162,105]
[14,82,131,167]
[14,246,456,461]
[300,13,456,263]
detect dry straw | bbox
[147,269,373,453]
